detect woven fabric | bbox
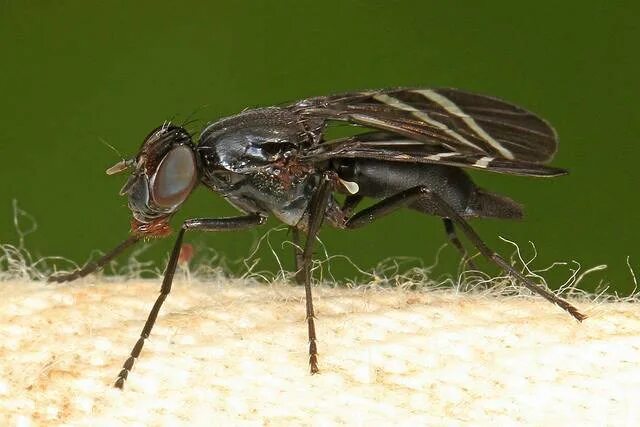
[1,279,638,426]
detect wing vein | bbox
[372,93,485,153]
[412,89,516,160]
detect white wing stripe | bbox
[349,114,396,128]
[413,89,515,160]
[473,156,495,168]
[425,152,460,161]
[372,93,484,152]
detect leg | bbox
[114,214,266,389]
[345,186,585,321]
[443,218,478,270]
[341,194,364,218]
[291,227,304,285]
[292,194,362,285]
[48,235,141,282]
[299,174,333,374]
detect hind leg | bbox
[443,218,478,270]
[340,186,585,321]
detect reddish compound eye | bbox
[151,145,197,208]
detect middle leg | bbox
[291,227,305,284]
[298,173,334,373]
[292,194,363,285]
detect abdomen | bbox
[334,159,523,219]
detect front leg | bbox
[48,235,141,282]
[114,214,266,389]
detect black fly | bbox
[49,88,586,389]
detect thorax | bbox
[196,107,322,227]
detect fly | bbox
[49,87,586,389]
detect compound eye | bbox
[151,145,197,208]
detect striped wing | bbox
[289,88,560,167]
[300,131,566,177]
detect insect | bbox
[49,87,586,389]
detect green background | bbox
[1,1,638,293]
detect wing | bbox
[288,87,560,165]
[300,131,567,177]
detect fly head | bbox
[107,124,199,237]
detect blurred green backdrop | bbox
[1,1,638,293]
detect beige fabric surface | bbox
[1,278,639,426]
